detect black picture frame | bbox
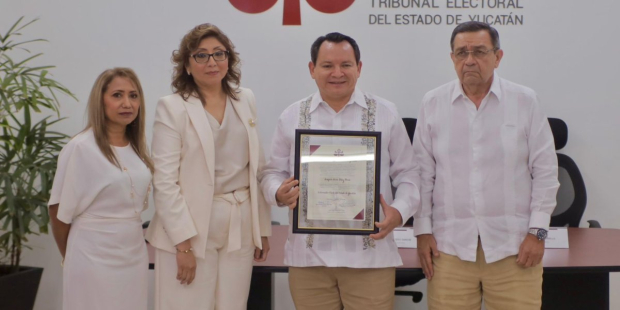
[292,129,381,235]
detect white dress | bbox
[48,129,152,310]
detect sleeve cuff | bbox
[56,213,73,225]
[56,203,75,224]
[167,225,198,246]
[265,183,281,207]
[390,199,410,227]
[413,217,432,236]
[528,211,551,231]
[260,228,272,237]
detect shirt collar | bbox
[451,73,502,104]
[309,88,367,113]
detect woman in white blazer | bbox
[145,24,271,310]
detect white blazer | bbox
[145,87,271,258]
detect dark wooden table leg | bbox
[542,272,609,310]
[248,270,273,310]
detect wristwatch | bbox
[528,228,548,241]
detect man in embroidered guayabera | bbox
[259,32,421,310]
[413,21,559,310]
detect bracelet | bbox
[176,247,193,254]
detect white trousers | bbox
[154,190,255,310]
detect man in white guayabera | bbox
[259,32,420,310]
[413,21,559,310]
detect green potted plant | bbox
[0,17,75,310]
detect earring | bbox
[187,70,191,76]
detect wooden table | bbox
[149,226,620,309]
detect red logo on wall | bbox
[230,0,355,25]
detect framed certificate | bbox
[292,129,381,235]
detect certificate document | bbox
[293,129,381,235]
[306,145,368,221]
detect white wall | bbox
[2,0,620,309]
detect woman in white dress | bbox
[145,24,272,310]
[48,68,153,310]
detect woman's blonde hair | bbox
[83,68,154,173]
[171,23,241,101]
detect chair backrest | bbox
[402,117,417,143]
[548,118,587,227]
[400,118,417,226]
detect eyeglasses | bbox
[191,50,229,63]
[453,48,498,60]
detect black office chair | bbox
[547,118,600,228]
[402,117,417,146]
[401,118,417,227]
[393,118,424,304]
[543,119,602,309]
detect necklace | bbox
[122,166,137,199]
[114,146,151,208]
